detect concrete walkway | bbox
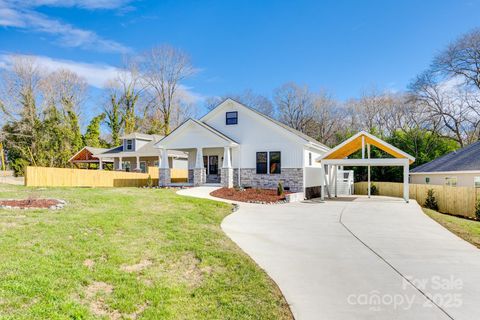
[177,187,480,320]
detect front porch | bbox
[158,146,237,188]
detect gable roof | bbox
[120,132,156,140]
[318,131,415,164]
[201,98,329,151]
[95,135,187,158]
[68,146,111,163]
[411,141,480,173]
[154,118,238,149]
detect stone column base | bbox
[221,167,234,188]
[159,168,171,187]
[193,168,206,186]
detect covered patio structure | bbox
[155,119,239,187]
[317,131,415,202]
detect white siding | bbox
[410,172,480,187]
[203,101,307,168]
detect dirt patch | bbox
[166,252,213,287]
[81,281,148,319]
[0,198,64,209]
[83,259,95,269]
[120,259,152,273]
[211,187,290,203]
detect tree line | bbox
[1,28,479,179]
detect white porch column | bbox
[221,147,233,188]
[161,148,169,169]
[159,148,170,187]
[158,155,161,168]
[403,159,409,203]
[118,157,123,170]
[136,156,140,171]
[98,158,103,170]
[222,147,232,168]
[195,147,203,168]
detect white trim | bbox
[320,158,408,166]
[410,170,480,175]
[317,131,415,163]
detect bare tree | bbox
[274,83,314,132]
[410,70,479,146]
[433,28,480,91]
[139,45,196,135]
[40,69,87,117]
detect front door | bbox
[208,156,218,175]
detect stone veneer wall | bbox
[233,168,303,192]
[188,169,194,183]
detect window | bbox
[256,152,267,174]
[445,177,457,187]
[425,177,430,184]
[269,151,281,174]
[475,177,480,188]
[126,139,133,151]
[226,111,238,125]
[309,152,312,166]
[123,161,131,172]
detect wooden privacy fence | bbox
[355,181,480,218]
[146,167,188,183]
[25,166,188,187]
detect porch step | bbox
[206,174,220,183]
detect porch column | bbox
[159,148,171,187]
[98,158,103,170]
[221,147,233,188]
[403,159,409,203]
[158,155,161,168]
[193,148,205,186]
[118,157,123,171]
[136,156,140,171]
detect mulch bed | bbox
[0,199,65,209]
[210,187,290,204]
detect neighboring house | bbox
[69,147,114,169]
[410,141,480,188]
[155,98,330,194]
[94,133,188,173]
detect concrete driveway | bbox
[177,187,480,320]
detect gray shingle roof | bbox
[411,141,480,173]
[95,135,187,158]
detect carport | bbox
[317,131,415,202]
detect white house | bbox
[154,98,330,197]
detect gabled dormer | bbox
[121,133,154,152]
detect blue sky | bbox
[1,0,480,120]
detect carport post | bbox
[403,159,409,203]
[320,163,325,201]
[334,165,337,197]
[367,143,371,198]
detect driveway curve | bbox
[177,187,480,320]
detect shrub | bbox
[370,183,378,195]
[475,198,480,220]
[277,181,284,196]
[424,188,439,211]
[146,174,153,188]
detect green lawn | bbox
[423,208,480,248]
[0,185,292,319]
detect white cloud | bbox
[0,54,120,88]
[6,0,133,10]
[0,0,131,53]
[0,54,205,104]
